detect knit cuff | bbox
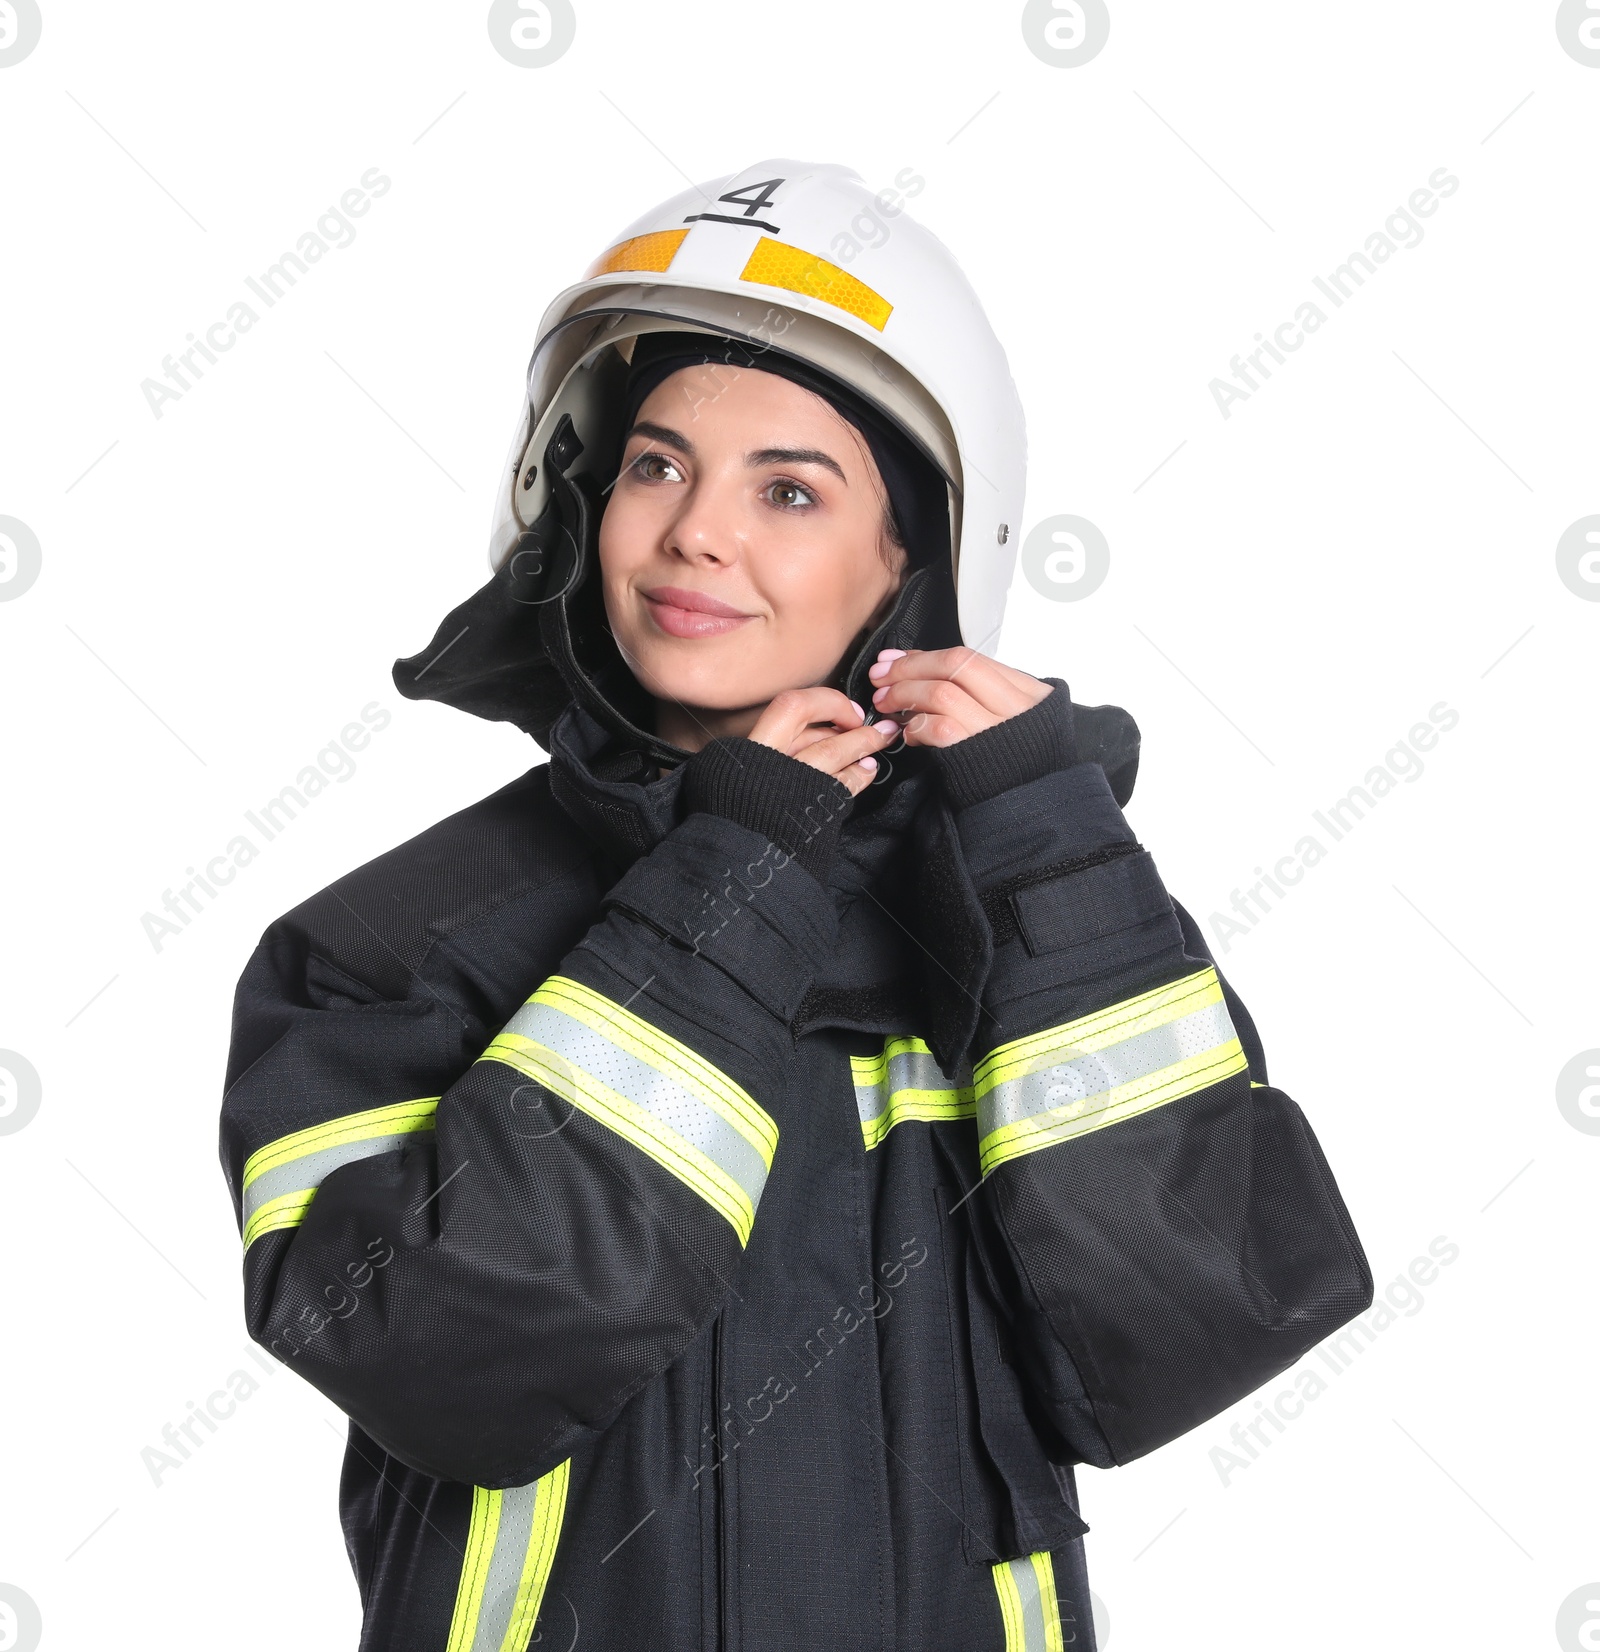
[931,678,1078,812]
[680,736,855,881]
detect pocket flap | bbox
[1010,850,1179,968]
[962,1236,1090,1559]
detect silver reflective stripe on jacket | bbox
[975,967,1247,1175]
[991,1551,1065,1651]
[447,1458,570,1652]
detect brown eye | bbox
[765,478,816,510]
[632,452,684,484]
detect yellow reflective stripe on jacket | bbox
[992,1551,1066,1652]
[976,966,1246,1176]
[446,1458,570,1652]
[850,1037,975,1150]
[480,975,778,1246]
[240,1097,440,1248]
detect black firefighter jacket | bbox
[220,662,1373,1652]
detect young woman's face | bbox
[597,361,908,742]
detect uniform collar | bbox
[545,697,932,879]
[546,702,685,865]
[545,703,991,1069]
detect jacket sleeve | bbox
[937,684,1374,1468]
[220,755,848,1489]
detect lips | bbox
[641,585,756,639]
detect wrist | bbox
[680,737,854,881]
[932,678,1078,811]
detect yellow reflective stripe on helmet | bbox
[240,1097,440,1249]
[976,967,1246,1176]
[992,1551,1066,1652]
[446,1458,570,1652]
[851,1037,974,1150]
[480,975,777,1246]
[587,228,688,277]
[739,237,893,331]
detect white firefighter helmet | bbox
[488,159,1027,655]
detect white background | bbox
[1,3,1596,1648]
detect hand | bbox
[866,647,1051,747]
[746,687,901,797]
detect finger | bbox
[785,702,876,757]
[869,673,999,738]
[884,650,1039,719]
[875,645,1026,700]
[798,718,900,772]
[748,686,865,753]
[867,646,1046,720]
[897,711,978,750]
[794,741,881,796]
[791,719,899,788]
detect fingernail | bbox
[874,720,898,735]
[857,755,877,770]
[849,699,865,720]
[877,648,907,660]
[867,661,890,680]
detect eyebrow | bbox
[746,446,848,484]
[625,420,694,457]
[623,423,848,485]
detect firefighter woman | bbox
[221,160,1373,1652]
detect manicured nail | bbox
[874,720,898,735]
[877,648,907,660]
[872,685,889,702]
[857,755,877,770]
[849,699,865,720]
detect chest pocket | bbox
[933,1174,1090,1566]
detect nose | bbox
[662,474,743,567]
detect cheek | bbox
[809,520,891,609]
[597,506,646,633]
[752,548,844,636]
[763,527,887,639]
[598,495,656,582]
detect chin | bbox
[623,638,756,711]
[629,638,828,714]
